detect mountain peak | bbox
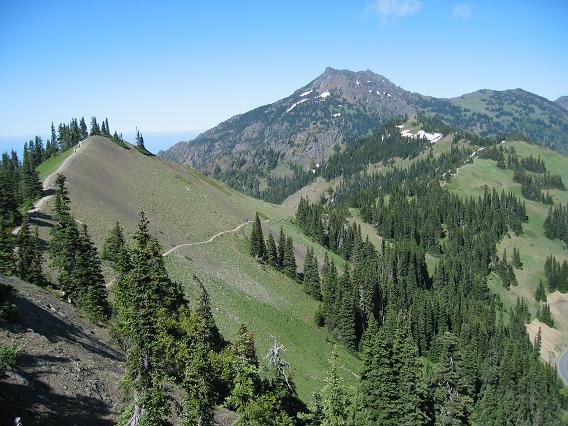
[556,96,568,110]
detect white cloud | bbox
[368,0,423,21]
[452,3,472,18]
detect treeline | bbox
[249,213,297,279]
[544,203,568,245]
[480,145,564,204]
[323,120,428,180]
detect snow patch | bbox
[286,98,308,113]
[333,113,341,117]
[319,91,331,98]
[401,129,444,143]
[299,89,313,97]
[396,125,405,129]
[356,80,360,85]
[366,80,371,83]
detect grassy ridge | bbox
[36,136,361,400]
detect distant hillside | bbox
[557,96,568,110]
[160,68,568,198]
[425,89,568,147]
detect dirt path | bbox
[162,219,270,256]
[12,139,91,235]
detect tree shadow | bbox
[8,296,123,362]
[0,380,116,425]
[0,293,125,424]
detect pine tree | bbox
[321,347,351,426]
[50,122,59,151]
[15,220,45,286]
[512,247,523,269]
[113,210,186,425]
[20,151,43,205]
[49,174,82,301]
[392,320,428,425]
[537,303,554,327]
[535,279,546,302]
[277,227,286,268]
[135,129,146,150]
[354,329,399,425]
[303,247,322,300]
[79,117,88,140]
[89,117,100,136]
[102,221,125,261]
[249,212,265,259]
[193,276,224,351]
[266,232,278,267]
[432,332,474,425]
[282,236,297,279]
[74,224,109,321]
[0,221,14,275]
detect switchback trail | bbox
[162,219,271,256]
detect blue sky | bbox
[1,0,567,153]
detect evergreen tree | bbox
[89,117,100,136]
[535,279,546,302]
[0,221,14,275]
[79,117,88,140]
[75,224,110,321]
[102,221,132,273]
[50,122,59,151]
[15,220,45,286]
[512,247,523,269]
[392,320,428,425]
[303,247,322,300]
[20,150,43,205]
[0,168,21,227]
[537,303,554,327]
[113,211,186,425]
[48,174,109,319]
[282,236,296,279]
[320,347,351,426]
[266,232,278,267]
[277,227,286,268]
[354,329,399,425]
[249,212,265,259]
[431,332,474,425]
[193,276,224,351]
[135,130,146,150]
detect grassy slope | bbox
[36,136,360,399]
[445,141,568,360]
[37,146,75,181]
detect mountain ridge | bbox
[160,68,568,180]
[557,96,568,110]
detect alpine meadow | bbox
[1,1,568,425]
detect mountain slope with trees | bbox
[160,68,568,201]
